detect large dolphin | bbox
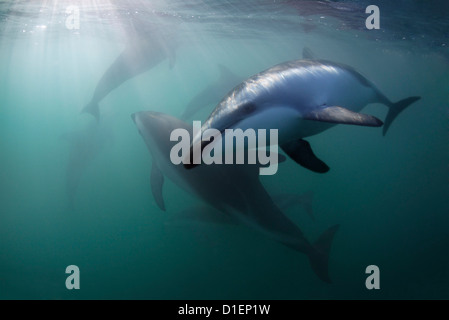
[82,35,177,121]
[181,65,242,120]
[187,53,421,173]
[132,111,339,283]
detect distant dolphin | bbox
[181,65,242,120]
[132,111,339,283]
[187,53,420,173]
[62,118,113,208]
[82,36,177,121]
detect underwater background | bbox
[0,0,448,299]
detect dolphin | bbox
[62,117,113,208]
[187,52,421,173]
[181,65,242,120]
[132,111,339,283]
[82,35,177,121]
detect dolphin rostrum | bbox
[132,111,339,283]
[83,36,177,121]
[187,54,421,173]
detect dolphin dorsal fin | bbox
[302,47,316,60]
[151,161,166,211]
[218,64,235,81]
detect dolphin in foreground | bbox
[82,36,177,121]
[132,111,339,283]
[187,52,421,173]
[181,65,243,120]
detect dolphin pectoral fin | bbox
[302,47,316,60]
[151,162,166,211]
[281,139,330,173]
[303,105,383,127]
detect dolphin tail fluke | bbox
[308,224,340,283]
[82,101,100,122]
[383,96,421,136]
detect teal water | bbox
[0,0,448,299]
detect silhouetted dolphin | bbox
[181,65,242,120]
[132,111,339,283]
[188,53,420,173]
[82,36,177,121]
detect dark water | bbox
[0,0,448,299]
